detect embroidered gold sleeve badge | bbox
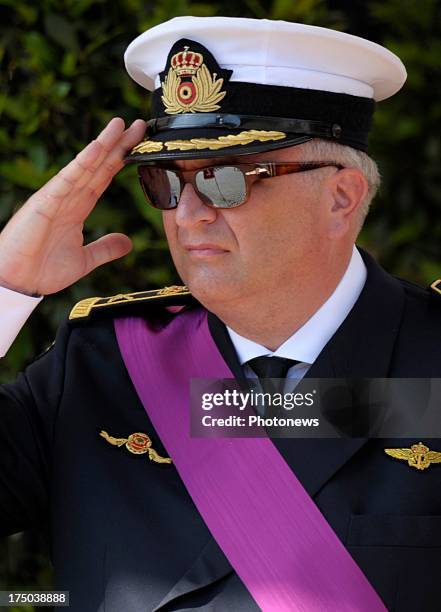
[384,442,441,470]
[100,430,172,464]
[161,46,226,114]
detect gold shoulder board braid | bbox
[430,279,441,296]
[69,285,191,321]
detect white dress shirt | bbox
[227,245,367,382]
[0,286,42,357]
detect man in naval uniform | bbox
[1,16,441,612]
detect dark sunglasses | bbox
[137,161,344,210]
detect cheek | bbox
[162,210,174,236]
[162,211,187,275]
[162,211,178,251]
[250,192,317,252]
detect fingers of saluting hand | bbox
[64,119,146,219]
[68,117,146,193]
[83,232,133,274]
[72,119,146,214]
[27,117,146,217]
[56,117,127,192]
[33,118,125,204]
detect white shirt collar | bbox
[227,245,367,366]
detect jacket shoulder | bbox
[391,275,441,372]
[396,275,441,309]
[68,285,194,322]
[429,278,441,298]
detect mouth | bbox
[183,244,229,257]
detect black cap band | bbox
[152,82,375,151]
[148,114,343,138]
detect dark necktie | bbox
[246,356,299,417]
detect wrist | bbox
[0,279,41,298]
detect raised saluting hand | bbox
[0,117,146,296]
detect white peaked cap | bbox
[124,16,407,102]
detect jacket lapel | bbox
[207,312,247,381]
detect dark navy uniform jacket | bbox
[1,248,441,612]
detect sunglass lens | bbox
[138,167,181,209]
[195,166,247,208]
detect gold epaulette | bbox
[69,285,191,321]
[430,279,441,297]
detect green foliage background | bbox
[0,0,440,599]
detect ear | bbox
[326,168,369,238]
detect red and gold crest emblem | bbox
[126,432,151,454]
[99,430,172,464]
[161,46,227,114]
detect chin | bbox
[184,273,242,308]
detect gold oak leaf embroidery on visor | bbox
[161,46,226,114]
[131,130,287,154]
[384,442,441,471]
[100,430,172,464]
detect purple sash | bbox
[114,307,386,611]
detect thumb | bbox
[83,233,132,274]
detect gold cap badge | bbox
[100,430,172,464]
[384,442,441,470]
[161,45,227,114]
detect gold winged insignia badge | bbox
[100,430,172,464]
[384,442,441,471]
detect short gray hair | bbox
[298,138,381,227]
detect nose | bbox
[174,183,217,228]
